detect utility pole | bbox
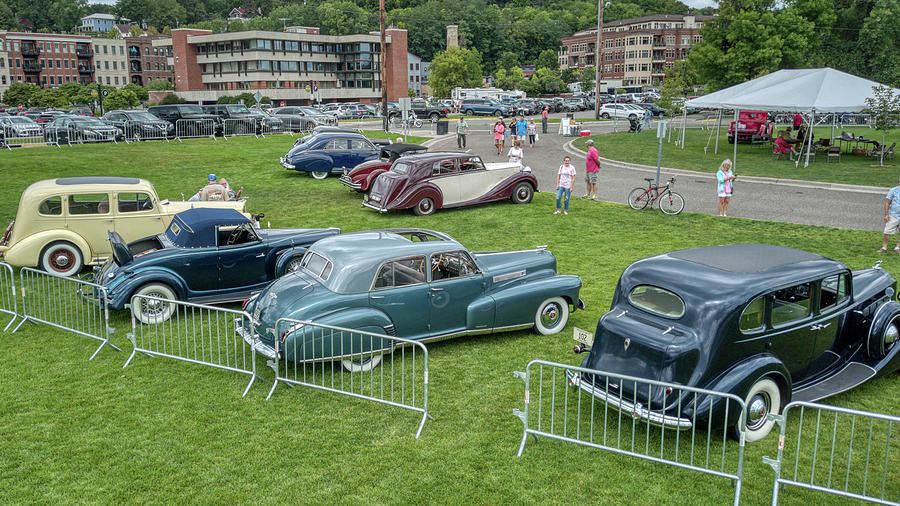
[380,0,389,132]
[593,0,604,120]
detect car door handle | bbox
[370,295,385,300]
[810,322,831,331]
[255,253,265,258]
[430,287,444,292]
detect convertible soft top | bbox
[165,208,250,248]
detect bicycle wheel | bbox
[659,190,685,215]
[627,187,651,210]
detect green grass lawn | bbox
[574,126,900,188]
[0,136,898,503]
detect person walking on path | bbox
[503,118,512,147]
[507,140,524,165]
[527,119,537,148]
[516,116,528,146]
[641,108,652,131]
[716,159,736,217]
[541,106,549,134]
[456,117,469,149]
[583,139,601,199]
[493,118,505,155]
[878,177,900,252]
[554,156,577,215]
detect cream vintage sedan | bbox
[0,176,248,276]
[362,153,537,216]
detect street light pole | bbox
[380,0,389,132]
[593,0,604,120]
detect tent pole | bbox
[715,109,724,153]
[831,114,835,144]
[732,109,738,170]
[681,105,687,149]
[804,110,814,168]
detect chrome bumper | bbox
[234,318,278,359]
[576,298,586,310]
[279,157,295,170]
[362,201,388,212]
[565,370,692,429]
[339,174,362,190]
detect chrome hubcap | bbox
[287,260,302,272]
[420,200,431,211]
[540,304,561,327]
[517,188,529,199]
[747,394,769,429]
[885,324,899,348]
[142,294,168,316]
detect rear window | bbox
[628,285,685,318]
[301,251,333,281]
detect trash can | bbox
[436,120,449,135]
[566,113,574,119]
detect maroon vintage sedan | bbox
[362,152,537,216]
[339,143,427,192]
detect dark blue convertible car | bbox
[280,131,380,180]
[95,208,340,323]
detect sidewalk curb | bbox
[564,140,889,196]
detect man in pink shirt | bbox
[583,139,601,200]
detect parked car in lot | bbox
[563,98,586,111]
[102,109,173,139]
[340,143,427,192]
[147,104,222,135]
[408,99,450,122]
[247,108,285,133]
[280,131,379,179]
[598,103,644,120]
[44,115,122,144]
[97,208,340,323]
[68,107,94,116]
[0,177,248,276]
[202,104,260,134]
[635,102,666,117]
[728,110,769,144]
[238,229,584,371]
[569,244,900,442]
[460,98,514,117]
[37,110,67,126]
[363,152,537,216]
[271,106,329,132]
[0,115,43,139]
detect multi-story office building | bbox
[125,34,172,87]
[151,27,409,104]
[558,14,711,89]
[1,31,96,88]
[0,46,9,98]
[92,37,129,87]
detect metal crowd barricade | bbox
[222,118,258,139]
[66,125,118,145]
[12,267,120,359]
[2,129,47,149]
[175,118,217,141]
[764,401,899,505]
[122,120,170,143]
[259,122,285,137]
[124,294,258,396]
[514,360,746,506]
[262,318,430,438]
[0,262,18,330]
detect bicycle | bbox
[389,114,423,129]
[627,176,685,215]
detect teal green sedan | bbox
[238,229,583,371]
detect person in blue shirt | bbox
[879,177,900,252]
[516,116,528,146]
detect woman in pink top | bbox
[554,156,577,215]
[493,118,505,155]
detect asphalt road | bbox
[410,116,887,232]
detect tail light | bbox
[241,292,259,310]
[1,220,14,247]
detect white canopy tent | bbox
[684,68,900,168]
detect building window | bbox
[54,42,60,52]
[56,59,61,68]
[681,36,689,45]
[114,77,119,85]
[106,76,110,84]
[49,76,54,85]
[47,59,53,69]
[71,59,76,68]
[145,47,149,55]
[666,35,675,45]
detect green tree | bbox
[0,0,15,29]
[864,85,900,166]
[408,88,417,98]
[123,83,149,102]
[496,51,520,73]
[579,66,595,94]
[226,19,244,32]
[495,66,524,90]
[158,93,185,105]
[129,25,143,37]
[103,89,140,110]
[314,0,374,35]
[106,27,121,39]
[58,82,92,105]
[146,79,174,91]
[658,60,696,115]
[31,88,69,108]
[532,67,565,94]
[856,0,900,87]
[428,47,483,98]
[3,83,41,107]
[535,49,559,72]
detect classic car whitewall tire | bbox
[341,354,383,373]
[132,283,177,325]
[284,256,304,274]
[413,197,436,216]
[511,182,534,204]
[740,377,781,442]
[867,303,900,358]
[40,241,83,277]
[534,296,569,335]
[310,171,329,180]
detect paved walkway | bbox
[423,117,887,231]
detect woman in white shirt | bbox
[507,140,524,165]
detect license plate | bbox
[573,327,594,346]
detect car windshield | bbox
[72,117,104,125]
[391,162,411,174]
[300,107,321,115]
[10,117,34,124]
[226,105,249,113]
[178,105,204,114]
[129,112,158,121]
[628,285,685,318]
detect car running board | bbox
[791,362,876,403]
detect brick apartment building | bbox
[151,26,409,104]
[558,14,712,89]
[91,37,128,87]
[1,31,97,90]
[126,34,172,87]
